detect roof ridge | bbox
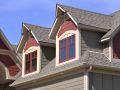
[23,22,51,30]
[57,4,112,17]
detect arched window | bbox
[59,34,75,63]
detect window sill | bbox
[56,57,78,67]
[22,70,38,78]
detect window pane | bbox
[68,35,75,59]
[60,47,66,62]
[59,39,66,63]
[32,51,37,71]
[68,45,75,59]
[25,54,30,73]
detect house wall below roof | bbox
[16,72,84,90]
[24,36,38,52]
[0,84,15,90]
[103,42,109,58]
[89,72,120,90]
[41,45,55,68]
[0,54,20,77]
[57,18,77,38]
[81,30,104,55]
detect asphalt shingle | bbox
[23,23,55,44]
[58,4,112,31]
[11,50,120,86]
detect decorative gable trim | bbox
[0,29,14,51]
[17,23,39,53]
[49,5,78,39]
[24,36,38,52]
[57,18,77,37]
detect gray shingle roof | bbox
[101,24,120,41]
[11,50,120,86]
[23,23,55,44]
[58,4,112,31]
[57,4,120,42]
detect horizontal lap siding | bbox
[89,72,120,90]
[81,30,104,55]
[41,46,55,68]
[58,18,77,38]
[24,36,38,52]
[0,54,20,76]
[18,73,84,90]
[103,42,109,58]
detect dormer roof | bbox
[17,23,55,53]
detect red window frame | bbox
[24,51,37,74]
[59,35,75,63]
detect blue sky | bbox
[1,0,120,44]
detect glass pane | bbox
[68,35,75,60]
[32,58,37,71]
[60,47,66,62]
[26,62,30,73]
[32,51,37,71]
[68,45,75,59]
[25,54,30,73]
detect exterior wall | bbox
[89,72,120,90]
[41,46,55,68]
[81,30,104,55]
[24,36,38,52]
[0,63,7,82]
[0,84,15,90]
[0,54,20,76]
[103,42,109,58]
[113,31,120,59]
[17,72,84,90]
[57,18,77,37]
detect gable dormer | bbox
[23,34,40,76]
[49,4,111,66]
[49,5,80,66]
[17,23,55,77]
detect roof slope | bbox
[11,50,120,86]
[57,4,120,42]
[24,23,55,44]
[58,4,112,31]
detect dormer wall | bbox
[81,30,104,55]
[22,33,41,77]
